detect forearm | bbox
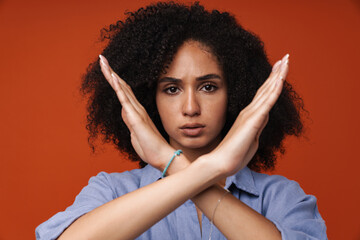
[58,157,221,240]
[192,185,281,240]
[167,155,281,239]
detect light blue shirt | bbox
[36,165,327,239]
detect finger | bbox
[259,57,289,106]
[276,57,289,87]
[252,54,286,99]
[255,58,282,94]
[108,68,160,134]
[270,54,289,85]
[99,63,138,123]
[99,55,116,89]
[99,56,138,105]
[110,72,145,114]
[100,55,162,136]
[237,60,288,137]
[251,56,289,112]
[100,55,144,115]
[110,74,132,111]
[100,55,131,94]
[109,73,156,135]
[252,54,289,103]
[231,55,288,133]
[262,57,289,108]
[100,55,145,114]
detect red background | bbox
[0,0,359,239]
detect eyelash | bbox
[164,86,180,94]
[201,83,218,92]
[163,83,218,95]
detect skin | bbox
[156,41,228,162]
[58,40,288,240]
[156,41,228,228]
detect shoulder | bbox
[250,170,315,214]
[251,170,305,197]
[249,170,327,239]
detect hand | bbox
[99,55,174,170]
[209,54,290,176]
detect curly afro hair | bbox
[81,1,305,172]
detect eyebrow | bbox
[158,74,222,83]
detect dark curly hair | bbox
[81,1,304,172]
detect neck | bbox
[169,136,227,188]
[170,137,221,162]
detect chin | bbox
[178,137,215,150]
[169,132,222,151]
[183,142,208,149]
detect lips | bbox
[180,123,205,137]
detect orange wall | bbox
[0,0,359,239]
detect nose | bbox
[182,90,200,117]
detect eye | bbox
[201,83,218,92]
[164,86,180,95]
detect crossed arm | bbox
[58,54,289,240]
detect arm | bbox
[164,55,290,239]
[59,54,288,239]
[58,156,221,240]
[192,184,281,240]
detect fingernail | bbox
[283,54,289,61]
[111,72,117,79]
[272,60,282,72]
[99,54,107,66]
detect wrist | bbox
[160,147,191,176]
[166,153,191,175]
[192,154,224,183]
[197,153,228,181]
[156,145,177,171]
[154,145,190,175]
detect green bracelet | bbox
[162,150,182,178]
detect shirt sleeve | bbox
[35,172,126,240]
[263,179,327,240]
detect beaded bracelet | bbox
[208,189,230,240]
[162,150,182,178]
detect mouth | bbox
[180,124,205,137]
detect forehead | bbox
[160,40,223,80]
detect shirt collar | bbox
[225,166,259,196]
[139,165,259,197]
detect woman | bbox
[36,2,327,239]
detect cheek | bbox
[208,107,227,128]
[206,96,227,123]
[156,100,178,130]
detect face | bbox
[156,41,227,154]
